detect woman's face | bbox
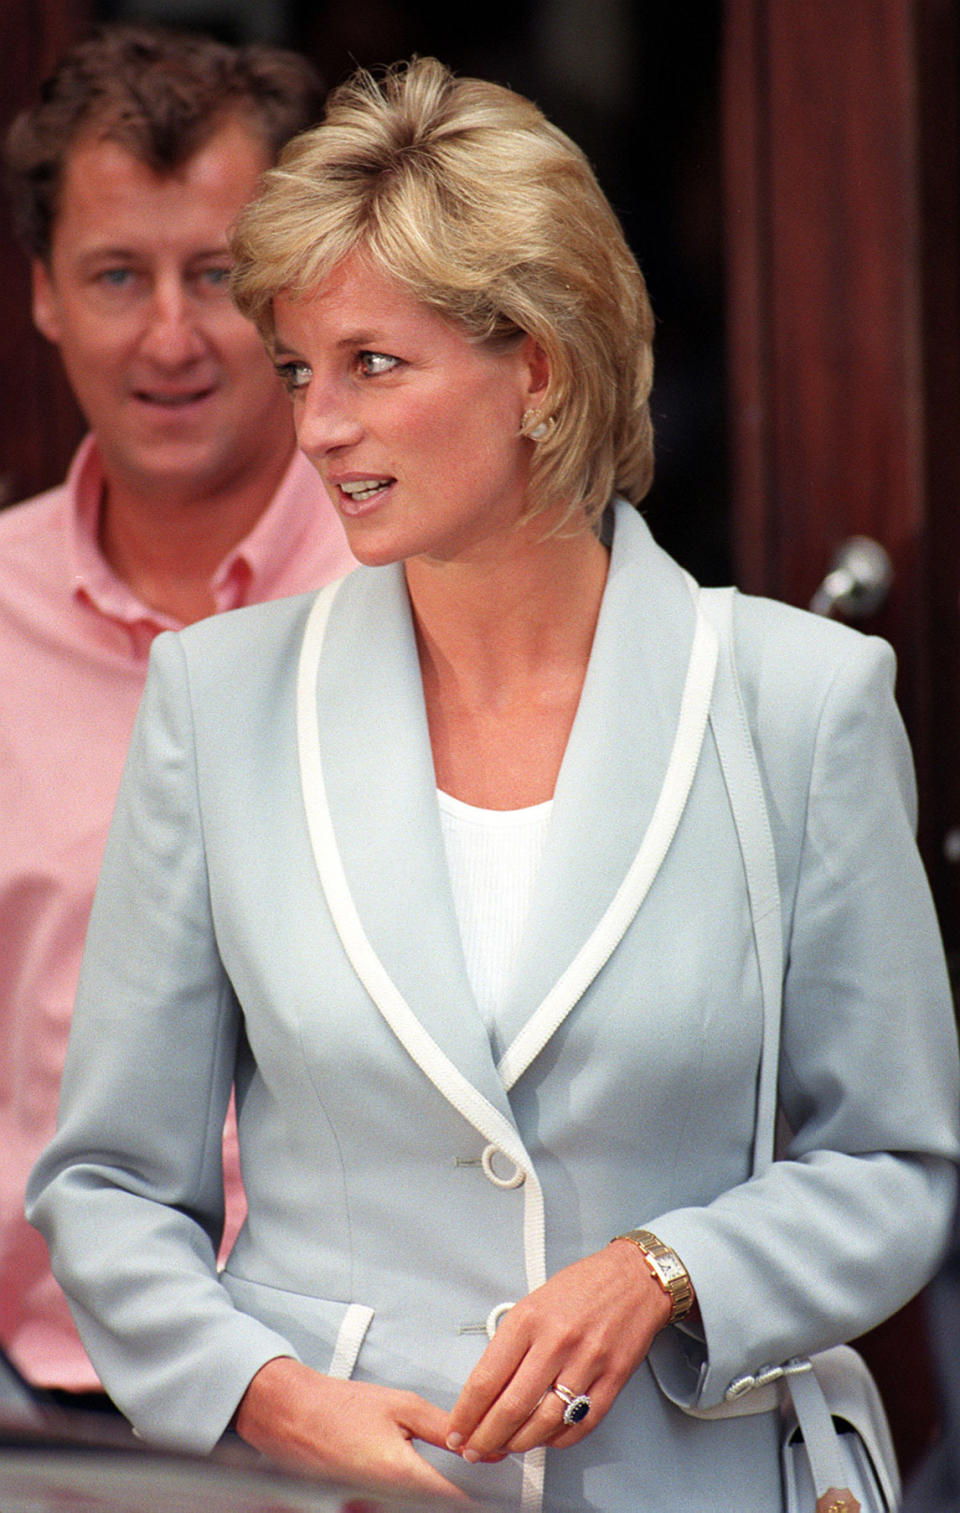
[271,252,548,568]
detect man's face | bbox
[32,117,294,507]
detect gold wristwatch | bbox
[612,1228,695,1321]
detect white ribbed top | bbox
[438,789,553,1034]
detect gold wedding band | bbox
[551,1381,591,1425]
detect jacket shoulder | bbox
[718,590,909,839]
[149,589,321,715]
[176,587,318,656]
[725,590,897,722]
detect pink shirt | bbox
[0,436,354,1389]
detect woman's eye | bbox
[274,360,312,394]
[357,351,399,377]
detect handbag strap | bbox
[698,586,871,1509]
[697,587,782,1174]
[787,1361,862,1498]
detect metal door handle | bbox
[809,536,893,618]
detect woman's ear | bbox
[521,335,551,409]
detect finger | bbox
[395,1392,457,1452]
[456,1358,566,1461]
[446,1331,533,1449]
[476,1383,571,1457]
[501,1374,606,1454]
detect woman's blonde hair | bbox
[231,56,655,525]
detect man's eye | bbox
[96,268,134,289]
[358,351,399,376]
[274,360,312,394]
[198,265,232,290]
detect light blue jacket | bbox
[28,501,960,1511]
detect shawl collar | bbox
[494,503,713,1082]
[297,500,715,1136]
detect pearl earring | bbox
[521,408,553,441]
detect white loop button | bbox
[481,1144,525,1188]
[486,1301,515,1339]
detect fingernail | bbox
[446,1433,463,1449]
[462,1448,481,1464]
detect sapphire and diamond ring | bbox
[551,1381,591,1425]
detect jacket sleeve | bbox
[645,614,960,1412]
[26,632,299,1450]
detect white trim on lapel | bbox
[496,599,719,1091]
[296,579,548,1287]
[296,569,717,1513]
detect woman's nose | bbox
[294,382,364,457]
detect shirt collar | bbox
[208,445,321,607]
[67,437,178,633]
[66,435,310,630]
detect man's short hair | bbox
[4,23,324,262]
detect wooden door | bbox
[723,0,960,1475]
[723,0,959,965]
[0,0,93,509]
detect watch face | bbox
[656,1253,686,1284]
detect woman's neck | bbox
[408,517,609,809]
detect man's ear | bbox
[31,260,62,346]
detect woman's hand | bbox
[445,1241,675,1463]
[235,1356,465,1498]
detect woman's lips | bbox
[335,478,394,514]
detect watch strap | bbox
[612,1228,695,1321]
